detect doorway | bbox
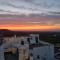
[4,48,19,60]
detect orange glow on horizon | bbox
[0,24,60,31]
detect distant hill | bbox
[0,29,11,32]
[0,29,30,37]
[0,29,14,37]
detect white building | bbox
[27,34,55,60]
[0,34,55,60]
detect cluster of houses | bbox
[0,34,55,60]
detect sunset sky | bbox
[0,0,60,31]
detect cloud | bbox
[0,0,60,19]
[49,11,60,15]
[22,0,34,3]
[0,0,60,27]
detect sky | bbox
[0,0,60,31]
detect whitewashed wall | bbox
[30,45,54,60]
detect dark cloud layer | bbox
[0,0,60,25]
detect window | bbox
[23,49,26,55]
[0,38,3,45]
[26,58,29,60]
[37,55,40,59]
[21,41,24,45]
[43,57,46,60]
[35,37,38,43]
[27,38,30,44]
[26,56,30,60]
[30,47,33,50]
[30,53,33,57]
